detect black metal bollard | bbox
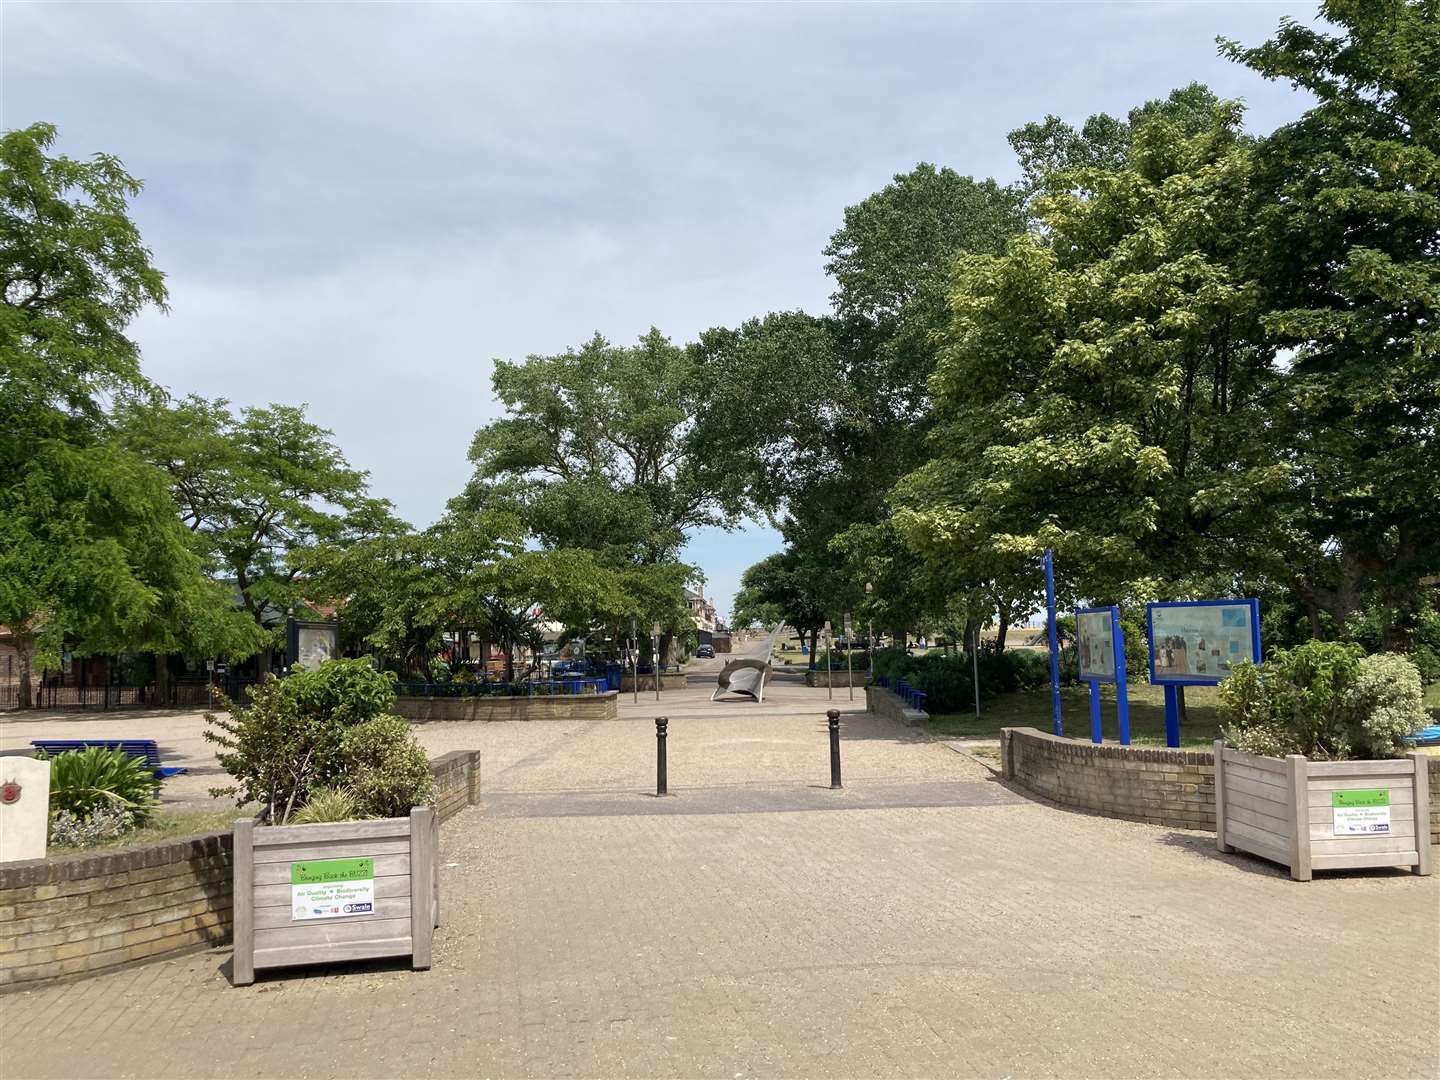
[656,716,668,796]
[827,708,842,789]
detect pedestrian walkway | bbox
[3,685,1437,1078]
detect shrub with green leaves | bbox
[47,747,159,826]
[50,805,135,847]
[1220,642,1428,760]
[340,715,434,819]
[206,658,411,823]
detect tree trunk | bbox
[16,636,33,710]
[259,646,274,681]
[808,627,819,670]
[995,606,1010,653]
[153,652,169,707]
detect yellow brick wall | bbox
[0,750,481,988]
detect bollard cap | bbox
[826,709,840,719]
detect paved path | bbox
[3,685,1438,1078]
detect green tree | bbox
[0,124,250,704]
[119,395,398,674]
[895,98,1287,604]
[1222,0,1440,644]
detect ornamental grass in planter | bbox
[208,661,439,983]
[1215,642,1433,881]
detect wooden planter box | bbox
[232,807,437,985]
[1214,742,1433,881]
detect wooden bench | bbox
[30,739,188,777]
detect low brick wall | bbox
[805,670,869,688]
[0,750,482,989]
[863,685,928,727]
[1000,727,1215,830]
[396,691,619,722]
[1001,730,1440,842]
[619,672,687,693]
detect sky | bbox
[2,1,1320,621]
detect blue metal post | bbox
[1164,684,1180,748]
[1114,612,1131,745]
[1089,681,1102,743]
[1044,549,1062,736]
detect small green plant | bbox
[292,787,363,824]
[340,716,434,819]
[47,747,159,825]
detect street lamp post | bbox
[864,583,874,669]
[652,621,662,702]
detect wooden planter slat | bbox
[1216,742,1433,881]
[232,807,436,985]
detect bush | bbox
[206,658,414,823]
[339,716,434,819]
[49,805,135,847]
[1346,652,1430,759]
[873,646,1052,712]
[1219,641,1428,760]
[47,747,159,826]
[1405,644,1440,685]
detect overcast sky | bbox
[4,1,1319,620]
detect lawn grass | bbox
[50,807,241,854]
[930,678,1440,748]
[928,682,1225,748]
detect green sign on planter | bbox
[1331,789,1391,836]
[291,857,376,921]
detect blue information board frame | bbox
[1075,605,1130,745]
[1145,598,1261,746]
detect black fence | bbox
[0,679,258,712]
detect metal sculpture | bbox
[711,658,771,703]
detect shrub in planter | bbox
[206,658,431,823]
[340,715,435,819]
[291,786,362,824]
[1219,641,1429,760]
[49,805,135,847]
[47,746,159,825]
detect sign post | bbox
[1075,605,1130,744]
[1043,549,1062,737]
[1147,599,1261,747]
[844,613,854,701]
[823,621,833,700]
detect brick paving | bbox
[2,684,1438,1078]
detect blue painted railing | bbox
[396,678,608,698]
[892,679,927,712]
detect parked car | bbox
[695,645,715,658]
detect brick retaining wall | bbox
[396,692,619,723]
[0,750,481,989]
[1002,727,1440,846]
[863,684,928,727]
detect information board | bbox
[1147,600,1260,685]
[1076,607,1119,681]
[291,857,375,921]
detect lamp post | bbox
[843,612,854,701]
[824,620,833,700]
[652,621,662,702]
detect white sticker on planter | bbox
[1331,789,1391,835]
[290,856,377,920]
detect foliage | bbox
[118,395,398,666]
[0,123,251,703]
[1219,642,1428,760]
[49,805,135,848]
[1221,0,1440,645]
[46,747,159,824]
[1345,653,1431,759]
[873,646,1050,711]
[292,787,363,825]
[205,659,401,823]
[338,715,434,819]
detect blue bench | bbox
[30,739,187,777]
